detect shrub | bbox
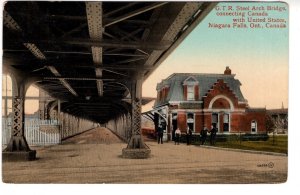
[242,133,269,141]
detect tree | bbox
[266,113,288,134]
[266,114,275,133]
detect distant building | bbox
[150,67,267,140]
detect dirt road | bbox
[2,127,287,184]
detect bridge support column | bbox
[2,76,36,161]
[122,74,150,159]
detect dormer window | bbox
[183,76,199,101]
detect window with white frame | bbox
[223,113,230,132]
[251,120,257,133]
[187,85,195,100]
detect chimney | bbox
[224,66,231,75]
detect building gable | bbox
[203,79,246,109]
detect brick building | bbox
[151,67,267,140]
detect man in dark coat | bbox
[200,126,208,145]
[186,126,193,145]
[157,125,164,144]
[210,125,217,146]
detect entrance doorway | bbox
[187,113,194,132]
[172,113,177,140]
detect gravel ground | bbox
[2,127,287,184]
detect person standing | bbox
[200,126,208,145]
[210,125,217,146]
[174,127,181,145]
[186,126,192,145]
[157,125,164,144]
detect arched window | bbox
[251,120,257,133]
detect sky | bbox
[2,1,289,114]
[142,1,289,111]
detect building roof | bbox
[267,108,288,114]
[155,73,246,107]
[246,108,267,112]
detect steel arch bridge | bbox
[2,1,216,160]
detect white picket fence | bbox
[2,118,60,146]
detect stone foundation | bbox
[122,148,151,159]
[2,150,36,162]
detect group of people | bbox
[174,126,192,145]
[173,125,217,146]
[157,124,217,146]
[200,125,217,146]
